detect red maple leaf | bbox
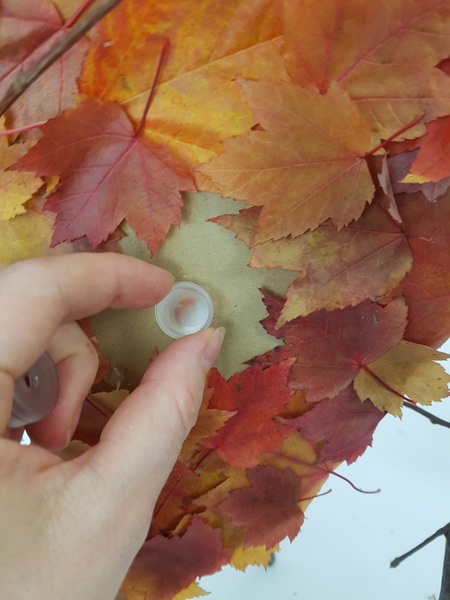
[381,189,450,348]
[281,385,385,465]
[11,96,194,253]
[122,515,232,600]
[203,361,295,469]
[252,293,407,402]
[218,465,303,549]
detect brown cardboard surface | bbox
[88,191,297,390]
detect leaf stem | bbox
[318,465,380,494]
[364,114,424,157]
[360,364,414,404]
[0,121,47,137]
[403,402,450,429]
[162,485,194,500]
[192,448,213,471]
[85,395,111,420]
[390,522,450,568]
[0,0,125,118]
[64,0,95,29]
[298,489,332,503]
[134,37,168,139]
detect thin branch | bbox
[0,0,124,118]
[440,531,450,600]
[390,522,450,568]
[403,402,450,429]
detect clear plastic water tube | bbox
[155,282,214,339]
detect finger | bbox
[0,253,173,381]
[26,322,99,450]
[86,327,225,508]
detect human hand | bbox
[0,253,224,600]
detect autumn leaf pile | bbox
[3,0,450,598]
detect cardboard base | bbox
[88,192,297,390]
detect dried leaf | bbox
[11,98,194,253]
[122,515,232,600]
[283,0,450,139]
[80,0,288,176]
[196,80,376,245]
[218,465,303,549]
[282,385,384,465]
[253,292,407,402]
[202,362,295,468]
[354,340,450,417]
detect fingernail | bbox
[203,327,225,374]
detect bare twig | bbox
[403,402,450,430]
[440,531,450,600]
[390,522,450,568]
[0,0,124,118]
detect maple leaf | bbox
[0,201,54,263]
[0,118,42,220]
[213,190,412,323]
[202,361,295,468]
[73,390,129,446]
[218,465,304,550]
[387,149,450,203]
[178,385,236,464]
[281,385,384,465]
[354,340,450,417]
[382,189,450,348]
[257,431,331,512]
[79,0,288,177]
[252,292,407,402]
[121,515,233,600]
[283,0,450,139]
[230,544,276,571]
[196,79,377,245]
[149,461,227,539]
[11,97,195,253]
[399,116,450,184]
[0,0,89,131]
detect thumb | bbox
[89,327,225,491]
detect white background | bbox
[202,342,450,600]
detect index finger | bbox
[0,253,173,379]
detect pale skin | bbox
[0,253,224,599]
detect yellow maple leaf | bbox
[0,117,43,221]
[354,340,450,417]
[0,206,54,264]
[231,544,278,571]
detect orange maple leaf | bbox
[79,0,288,178]
[283,0,450,140]
[196,79,377,244]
